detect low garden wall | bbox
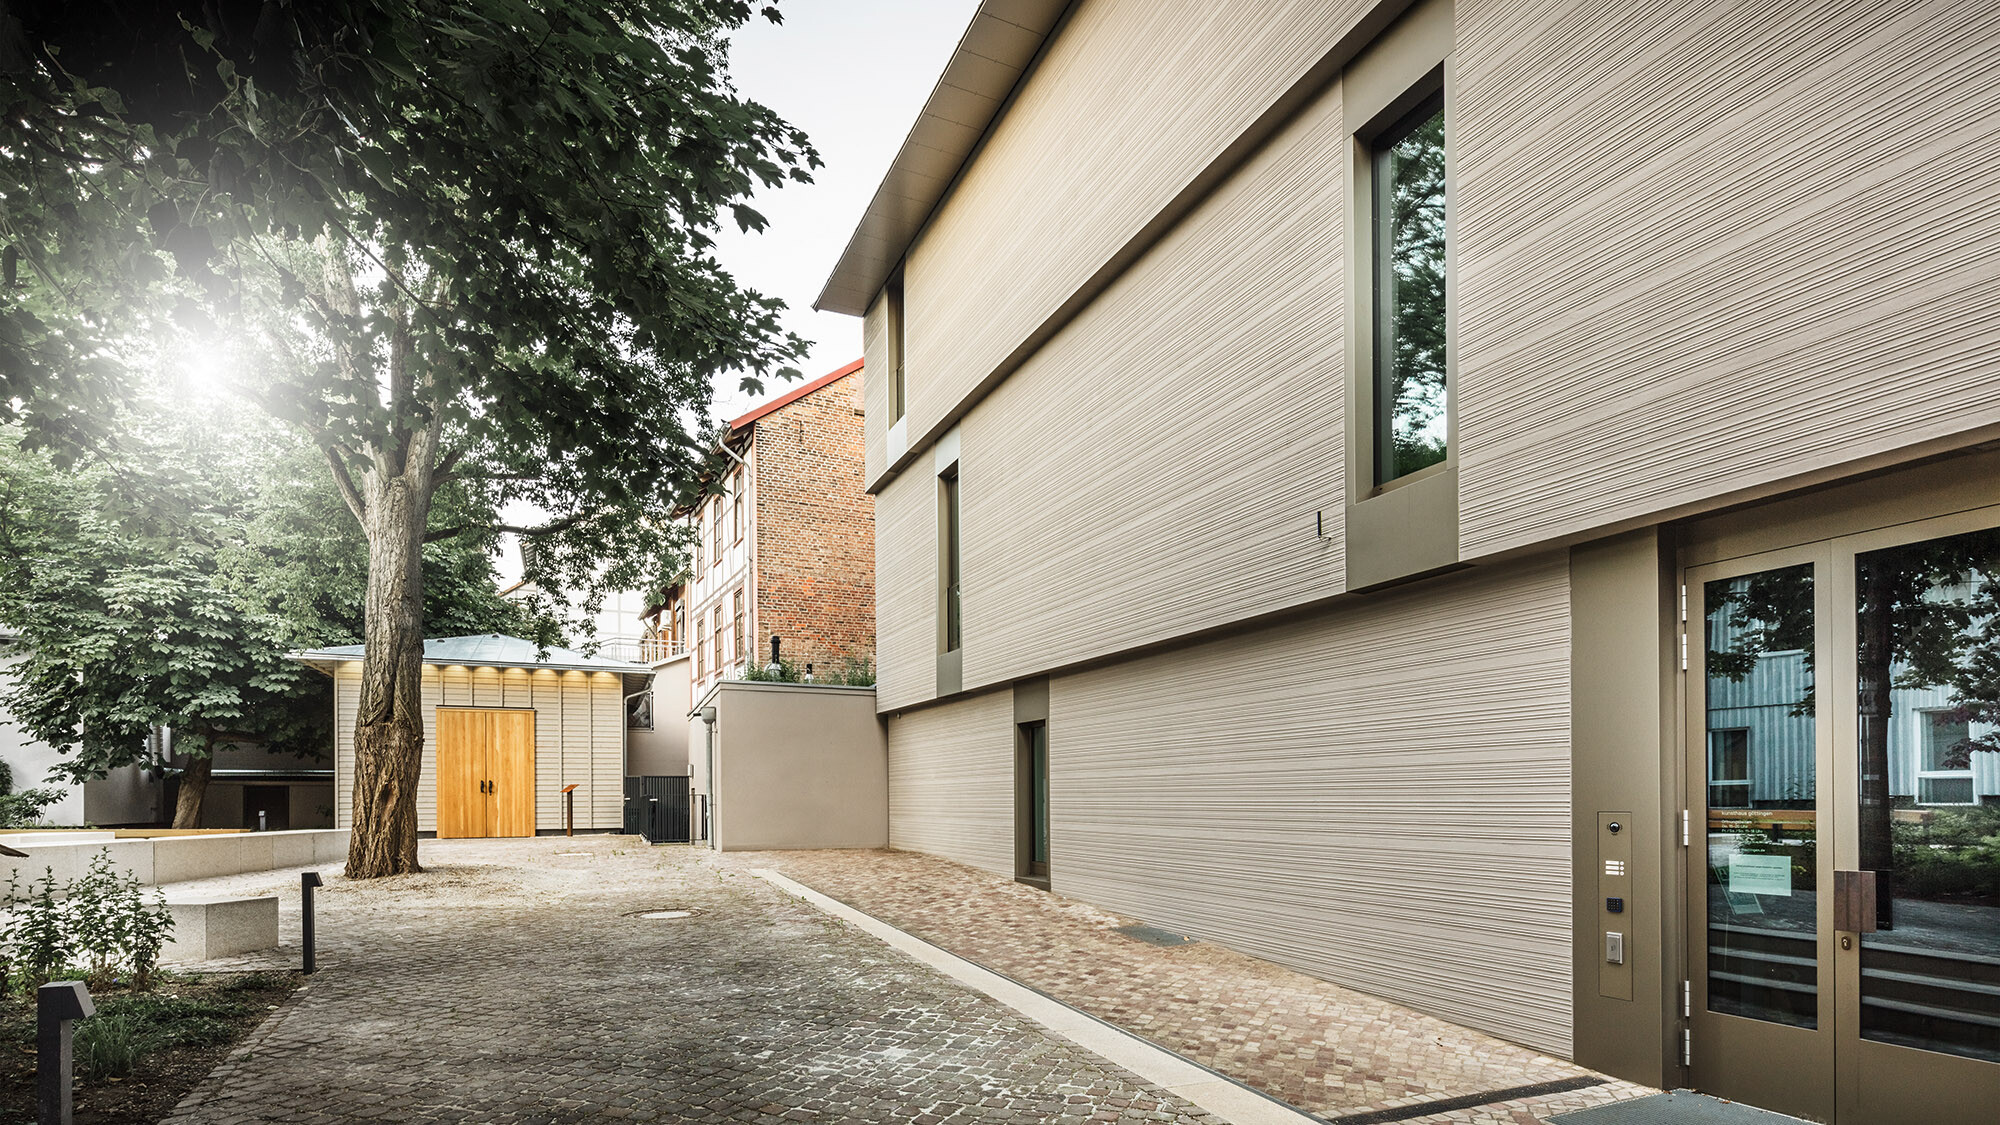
[0,828,348,890]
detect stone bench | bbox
[163,895,281,961]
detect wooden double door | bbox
[436,707,536,838]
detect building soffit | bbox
[813,0,1072,316]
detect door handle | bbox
[1834,870,1878,934]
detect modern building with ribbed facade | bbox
[816,1,2000,1120]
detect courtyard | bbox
[139,838,1658,1125]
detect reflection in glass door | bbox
[1704,565,1821,1027]
[1853,526,2000,1066]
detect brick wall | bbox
[751,371,875,676]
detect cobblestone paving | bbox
[161,838,1222,1125]
[734,850,1660,1125]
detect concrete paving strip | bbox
[753,867,1322,1125]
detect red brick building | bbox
[649,359,874,698]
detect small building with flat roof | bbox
[292,635,651,837]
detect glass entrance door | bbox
[1686,547,1836,1122]
[1687,511,2000,1122]
[1832,515,2000,1122]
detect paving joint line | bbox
[1319,1076,1611,1124]
[754,866,1324,1125]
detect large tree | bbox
[2,2,813,873]
[0,394,536,827]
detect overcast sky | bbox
[707,1,981,421]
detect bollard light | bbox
[301,872,324,975]
[39,980,93,1125]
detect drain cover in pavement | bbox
[1114,924,1194,947]
[1551,1091,1809,1124]
[624,907,703,920]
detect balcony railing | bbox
[638,637,687,662]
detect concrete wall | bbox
[864,0,2000,712]
[0,828,349,891]
[884,554,1574,1054]
[1,654,83,824]
[83,765,164,827]
[332,662,629,833]
[628,655,691,777]
[701,681,886,851]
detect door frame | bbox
[1678,469,2000,1123]
[1682,541,1837,1122]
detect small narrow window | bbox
[694,619,705,679]
[941,467,961,653]
[712,498,724,567]
[692,513,704,580]
[888,273,907,421]
[1372,88,1448,484]
[731,472,744,543]
[732,588,745,667]
[1020,722,1049,880]
[713,605,724,671]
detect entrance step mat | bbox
[1552,1091,1808,1124]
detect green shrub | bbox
[0,849,174,995]
[1892,808,2000,900]
[0,786,61,828]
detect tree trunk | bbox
[171,754,211,829]
[345,457,436,877]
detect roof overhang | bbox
[813,0,1071,317]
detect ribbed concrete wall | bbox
[886,688,1014,875]
[958,80,1347,692]
[1049,556,1573,1054]
[902,0,1373,448]
[874,470,937,711]
[1453,0,2000,556]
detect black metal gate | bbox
[623,775,692,843]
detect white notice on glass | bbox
[1729,853,1792,897]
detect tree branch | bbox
[320,441,368,524]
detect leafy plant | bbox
[1892,807,2000,901]
[0,850,172,995]
[1,868,72,994]
[0,786,61,829]
[75,1012,141,1079]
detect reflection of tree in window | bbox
[1375,98,1447,483]
[1857,527,2000,927]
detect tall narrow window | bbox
[1372,88,1448,484]
[694,619,705,679]
[731,471,744,543]
[692,512,704,580]
[1019,722,1049,880]
[941,468,961,653]
[888,273,907,421]
[713,605,723,671]
[712,498,723,567]
[732,588,745,667]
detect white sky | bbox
[708,0,980,421]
